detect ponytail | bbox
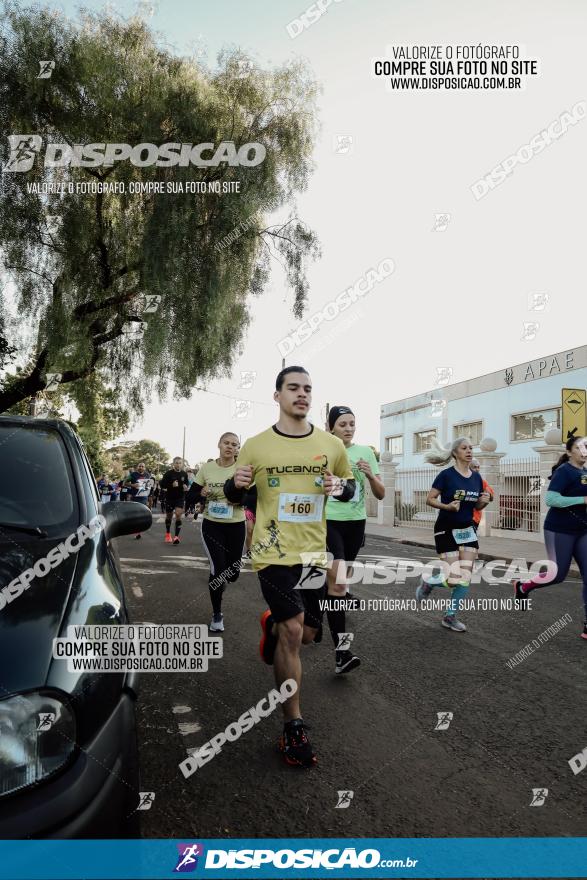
[425,436,470,467]
[550,452,569,478]
[549,433,579,478]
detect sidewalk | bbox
[365,519,580,573]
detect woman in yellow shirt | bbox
[189,432,246,632]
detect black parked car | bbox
[0,416,152,837]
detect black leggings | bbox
[324,519,366,650]
[520,529,587,617]
[200,518,246,614]
[326,519,366,564]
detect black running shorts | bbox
[433,521,479,554]
[258,564,326,629]
[165,495,185,513]
[326,518,366,563]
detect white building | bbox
[380,346,586,467]
[378,346,587,537]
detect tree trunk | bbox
[0,350,48,414]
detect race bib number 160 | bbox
[278,493,324,523]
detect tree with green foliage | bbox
[3,364,128,473]
[3,372,66,417]
[72,374,130,473]
[0,4,319,414]
[120,439,169,477]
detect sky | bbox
[14,0,587,464]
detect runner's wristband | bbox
[185,483,205,508]
[223,477,247,504]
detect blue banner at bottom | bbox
[1,838,587,879]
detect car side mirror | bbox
[100,501,152,540]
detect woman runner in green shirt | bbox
[325,406,385,674]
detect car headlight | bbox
[0,692,76,797]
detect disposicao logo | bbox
[174,843,204,872]
[3,136,266,172]
[202,846,381,870]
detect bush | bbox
[395,501,417,522]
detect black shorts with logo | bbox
[258,564,326,629]
[434,520,479,554]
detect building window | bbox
[453,421,483,446]
[512,408,561,441]
[385,436,403,456]
[414,429,437,453]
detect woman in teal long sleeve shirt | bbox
[513,434,587,639]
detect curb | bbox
[395,538,499,564]
[365,533,581,574]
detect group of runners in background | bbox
[96,464,199,513]
[98,365,587,767]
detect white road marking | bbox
[356,554,430,562]
[121,565,174,574]
[132,586,144,598]
[121,557,148,562]
[170,705,205,756]
[121,556,207,563]
[164,560,210,570]
[159,555,209,561]
[178,721,202,736]
[121,555,254,575]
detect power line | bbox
[192,385,276,408]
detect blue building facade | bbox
[380,346,587,467]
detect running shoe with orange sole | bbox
[164,533,172,544]
[278,719,317,768]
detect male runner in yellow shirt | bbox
[224,366,355,767]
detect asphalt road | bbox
[116,512,587,841]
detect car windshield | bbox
[0,424,79,537]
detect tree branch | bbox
[73,285,141,319]
[3,264,54,286]
[0,348,49,412]
[0,306,130,412]
[59,347,101,383]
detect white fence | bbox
[490,456,540,533]
[390,458,541,534]
[394,467,438,529]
